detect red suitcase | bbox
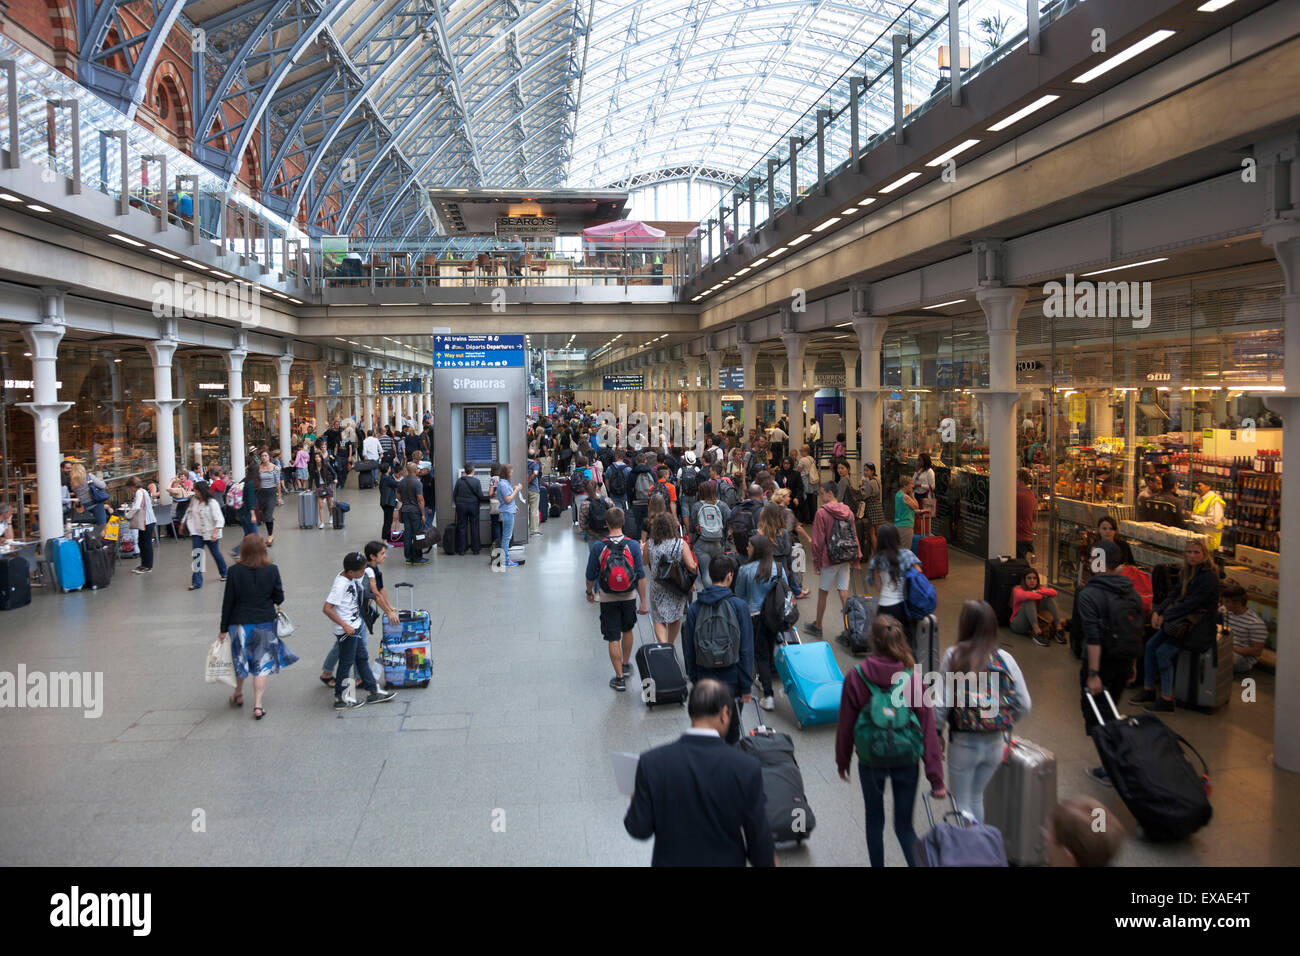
[916,535,948,580]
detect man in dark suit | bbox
[623,679,776,867]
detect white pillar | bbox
[226,341,250,482]
[276,353,295,459]
[144,331,182,498]
[362,368,374,431]
[706,349,724,436]
[738,343,760,432]
[782,332,806,450]
[977,286,1027,559]
[175,359,192,463]
[1262,218,1300,773]
[842,350,858,459]
[17,289,72,541]
[852,314,888,474]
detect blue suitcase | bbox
[45,537,85,593]
[775,639,844,729]
[378,583,432,688]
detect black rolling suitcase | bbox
[331,503,346,529]
[634,621,687,706]
[547,482,564,518]
[737,703,816,844]
[1086,690,1212,841]
[357,468,375,490]
[442,524,458,555]
[79,532,115,590]
[0,555,32,610]
[984,556,1030,626]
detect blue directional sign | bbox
[434,334,525,369]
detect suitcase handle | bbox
[1083,688,1122,725]
[921,791,965,829]
[392,581,416,613]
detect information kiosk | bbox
[432,333,528,560]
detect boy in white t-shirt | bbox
[323,551,396,709]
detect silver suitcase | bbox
[298,491,316,529]
[913,613,939,674]
[982,736,1057,866]
[1174,624,1232,711]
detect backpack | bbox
[826,514,858,564]
[634,470,655,502]
[853,667,925,767]
[693,598,742,669]
[226,484,244,510]
[1099,582,1145,659]
[728,502,757,554]
[679,466,699,496]
[903,565,938,619]
[717,476,738,507]
[598,538,635,594]
[606,463,628,498]
[697,502,725,541]
[570,467,592,494]
[588,497,610,534]
[596,446,615,469]
[650,479,673,508]
[760,566,799,633]
[843,595,874,654]
[949,652,1019,733]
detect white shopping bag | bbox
[204,637,236,687]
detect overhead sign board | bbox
[434,334,525,369]
[603,374,644,390]
[719,366,744,389]
[496,216,556,237]
[378,377,420,394]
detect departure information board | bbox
[463,405,499,462]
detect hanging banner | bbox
[1068,392,1087,423]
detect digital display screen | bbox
[463,405,499,463]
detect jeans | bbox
[946,731,1005,823]
[1144,629,1181,698]
[402,512,422,563]
[381,504,395,544]
[694,539,722,588]
[858,762,920,867]
[1010,594,1059,635]
[333,625,378,698]
[527,490,540,534]
[190,534,228,588]
[750,613,776,697]
[456,504,480,554]
[139,522,156,570]
[235,517,259,557]
[500,509,517,557]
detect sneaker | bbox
[333,697,361,710]
[1145,698,1175,713]
[609,676,627,692]
[1053,629,1067,645]
[504,560,520,567]
[803,623,822,637]
[131,566,148,574]
[318,522,324,529]
[411,558,430,566]
[1032,632,1050,647]
[365,689,397,705]
[760,696,775,711]
[1086,766,1112,787]
[1129,689,1157,704]
[622,663,633,677]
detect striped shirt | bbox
[378,435,395,457]
[1226,609,1268,651]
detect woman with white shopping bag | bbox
[218,534,296,719]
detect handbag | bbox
[275,607,295,638]
[659,538,698,596]
[1164,609,1205,642]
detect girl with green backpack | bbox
[835,615,946,867]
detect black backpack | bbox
[679,466,699,496]
[761,566,799,633]
[1100,582,1145,660]
[606,463,628,498]
[588,497,610,534]
[596,446,615,469]
[729,502,757,554]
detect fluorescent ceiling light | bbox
[788,234,813,246]
[691,295,704,301]
[182,259,208,270]
[210,270,234,279]
[109,233,145,247]
[751,256,769,264]
[735,267,752,276]
[987,95,1060,131]
[150,248,181,260]
[0,193,20,202]
[856,198,877,207]
[812,217,841,232]
[925,139,981,167]
[1073,30,1176,84]
[1197,0,1237,9]
[26,203,50,212]
[880,172,921,193]
[840,208,858,216]
[923,298,967,310]
[1080,257,1168,277]
[768,246,789,256]
[835,322,852,328]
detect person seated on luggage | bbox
[1010,568,1062,647]
[734,534,789,714]
[1131,540,1220,713]
[935,601,1031,824]
[835,614,946,867]
[1077,539,1145,786]
[584,507,648,692]
[623,678,776,868]
[1221,584,1268,674]
[1047,797,1125,867]
[578,480,614,539]
[681,553,754,744]
[1096,515,1135,567]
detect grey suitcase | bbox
[913,613,939,674]
[982,736,1057,866]
[1174,624,1232,712]
[298,492,316,529]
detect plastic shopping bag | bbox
[205,637,236,687]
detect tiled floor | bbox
[1,486,1296,866]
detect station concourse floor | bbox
[1,485,1297,867]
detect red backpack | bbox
[598,538,635,593]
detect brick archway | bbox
[150,60,192,143]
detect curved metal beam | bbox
[77,0,189,118]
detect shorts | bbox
[818,562,850,592]
[599,599,638,641]
[295,467,308,480]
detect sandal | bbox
[229,693,243,708]
[253,707,265,720]
[319,675,337,688]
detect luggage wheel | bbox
[419,679,430,688]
